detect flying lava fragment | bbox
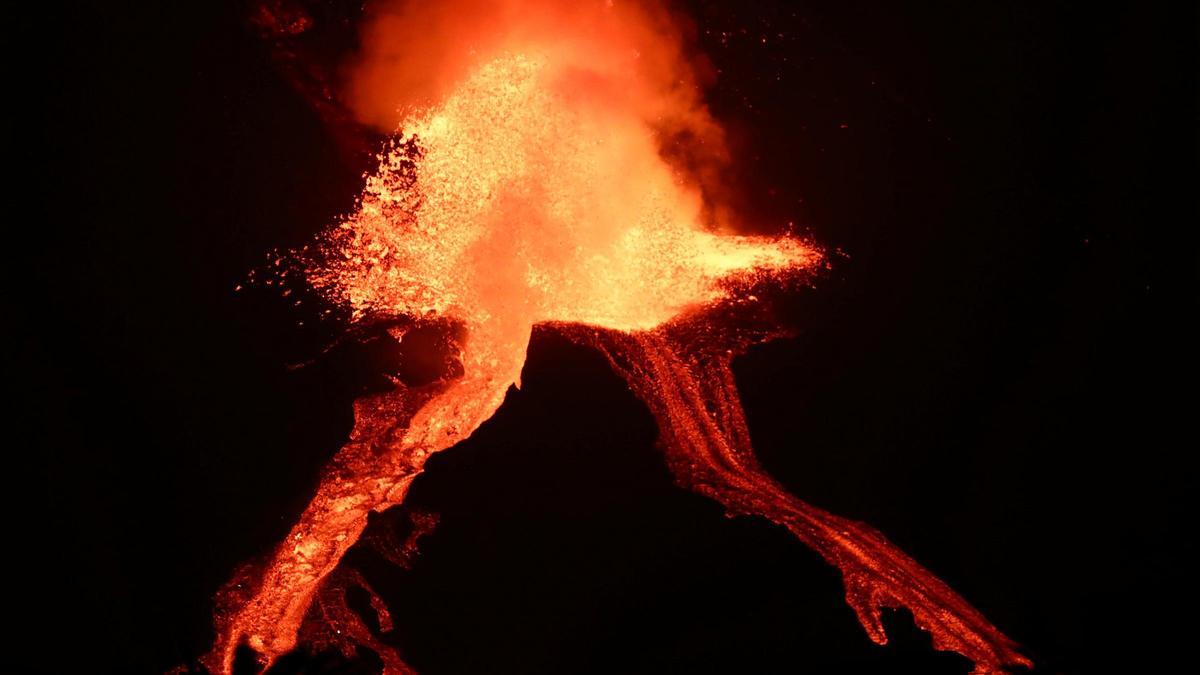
[203,2,1031,673]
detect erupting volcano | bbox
[204,2,1030,673]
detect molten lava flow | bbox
[557,323,1032,675]
[205,2,1029,673]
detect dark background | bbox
[16,1,1194,674]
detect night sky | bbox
[18,2,1193,674]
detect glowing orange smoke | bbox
[204,2,1030,674]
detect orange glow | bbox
[205,2,1028,674]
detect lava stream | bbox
[560,323,1032,675]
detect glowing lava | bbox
[204,2,1030,674]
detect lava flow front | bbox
[204,2,1030,674]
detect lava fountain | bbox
[204,2,1031,673]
